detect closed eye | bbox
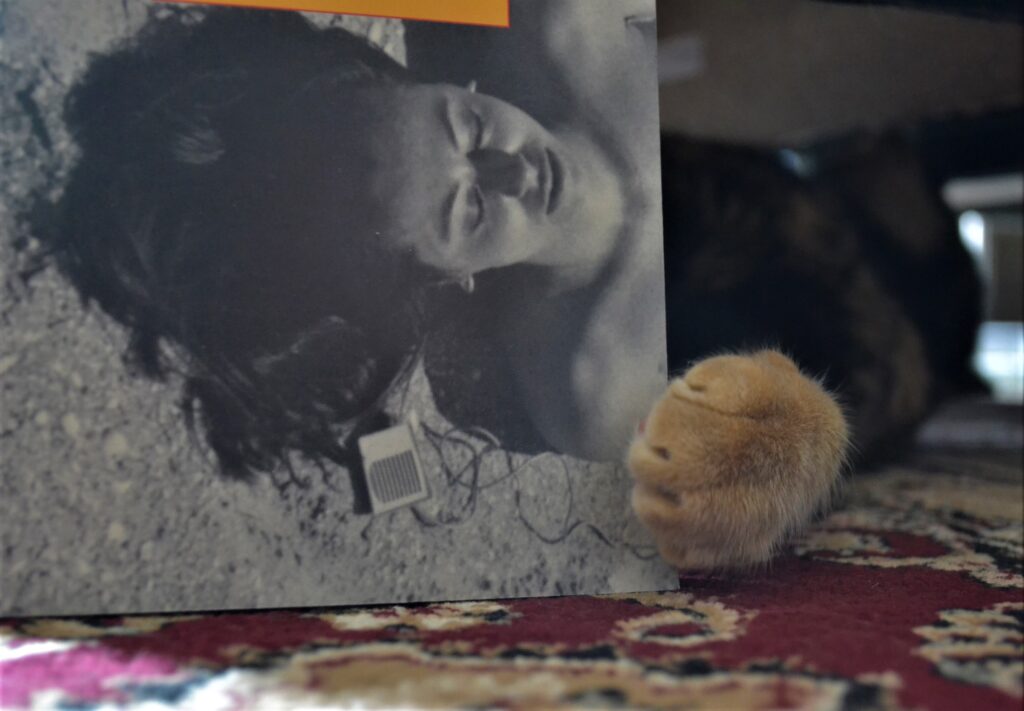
[471,110,485,149]
[441,189,456,245]
[650,445,671,461]
[467,185,485,233]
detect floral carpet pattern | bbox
[2,408,1022,710]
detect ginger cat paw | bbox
[628,350,849,570]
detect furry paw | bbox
[628,350,848,570]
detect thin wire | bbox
[411,421,628,549]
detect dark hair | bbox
[33,9,442,480]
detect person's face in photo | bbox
[362,83,621,276]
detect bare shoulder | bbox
[502,252,667,461]
[536,0,657,112]
[570,268,668,459]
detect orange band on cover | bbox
[157,0,509,26]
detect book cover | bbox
[0,0,672,615]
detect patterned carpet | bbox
[2,404,1021,710]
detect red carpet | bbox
[2,406,1021,710]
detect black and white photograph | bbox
[0,0,674,615]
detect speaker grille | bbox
[368,451,421,504]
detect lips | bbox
[545,148,563,215]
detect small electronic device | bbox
[357,420,430,515]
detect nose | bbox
[470,148,535,198]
